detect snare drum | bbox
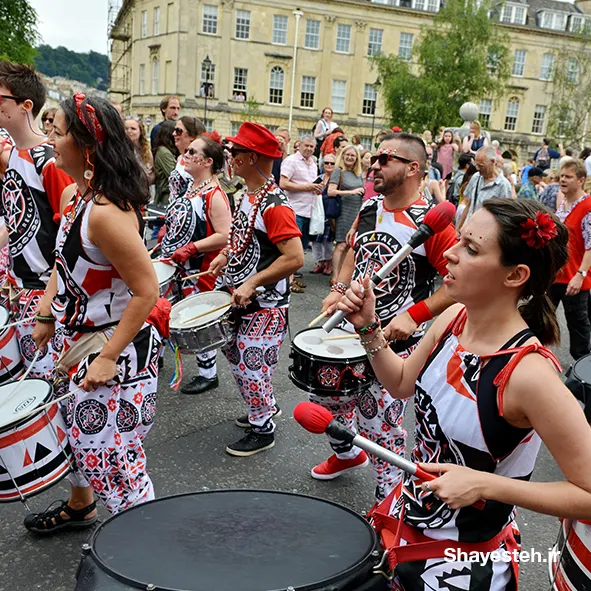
[169,291,234,354]
[0,305,24,386]
[565,354,591,424]
[550,519,591,590]
[0,379,72,502]
[153,260,180,304]
[289,327,374,396]
[74,490,388,591]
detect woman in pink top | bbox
[435,129,460,180]
[360,149,377,201]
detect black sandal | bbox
[24,500,98,535]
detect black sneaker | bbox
[235,406,282,428]
[181,376,219,395]
[225,430,275,457]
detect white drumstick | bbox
[321,334,359,342]
[0,318,30,330]
[180,302,232,325]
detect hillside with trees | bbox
[34,44,110,90]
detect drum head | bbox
[0,305,9,328]
[89,490,377,591]
[292,327,366,361]
[0,379,53,431]
[572,354,591,384]
[152,261,176,284]
[170,292,231,329]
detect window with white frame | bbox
[233,68,247,100]
[531,105,546,134]
[200,62,215,98]
[426,0,439,12]
[414,0,426,9]
[368,28,383,56]
[231,122,241,136]
[569,15,590,33]
[203,119,213,132]
[362,84,377,115]
[567,58,579,84]
[304,19,320,49]
[512,49,526,76]
[541,11,566,31]
[300,76,316,108]
[479,99,492,127]
[504,98,520,131]
[540,53,553,80]
[139,64,145,95]
[336,24,351,53]
[332,80,347,113]
[153,7,160,35]
[501,4,526,24]
[236,10,251,39]
[202,5,218,34]
[273,15,288,44]
[151,58,159,94]
[141,10,148,37]
[269,66,284,104]
[399,32,413,60]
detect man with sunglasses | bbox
[313,132,456,501]
[0,61,73,382]
[209,122,304,456]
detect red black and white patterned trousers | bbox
[309,344,416,501]
[61,324,161,514]
[222,307,287,434]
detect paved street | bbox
[0,252,572,590]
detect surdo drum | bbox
[169,291,234,354]
[289,327,374,396]
[0,379,72,503]
[74,490,388,591]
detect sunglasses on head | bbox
[173,127,185,136]
[370,152,414,167]
[42,117,54,124]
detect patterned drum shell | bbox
[169,292,234,354]
[0,305,24,387]
[0,379,72,502]
[289,327,375,396]
[551,519,591,590]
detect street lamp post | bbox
[371,78,381,140]
[202,55,212,124]
[288,9,304,136]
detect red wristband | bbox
[407,300,433,325]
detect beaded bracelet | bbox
[330,281,348,295]
[355,316,380,336]
[361,329,388,360]
[35,313,56,324]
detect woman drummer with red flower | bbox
[337,198,591,590]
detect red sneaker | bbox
[311,451,369,480]
[310,262,324,274]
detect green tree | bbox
[546,32,591,149]
[240,96,262,123]
[0,0,39,64]
[372,0,510,132]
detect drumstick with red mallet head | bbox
[293,401,485,510]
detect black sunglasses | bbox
[184,147,205,157]
[42,117,54,124]
[230,147,250,157]
[0,94,25,104]
[173,127,185,136]
[370,152,414,167]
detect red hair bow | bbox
[520,211,558,248]
[73,93,105,144]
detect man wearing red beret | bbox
[210,123,304,456]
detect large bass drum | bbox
[74,490,388,591]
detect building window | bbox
[540,53,553,80]
[269,66,284,104]
[567,58,579,84]
[368,28,383,56]
[541,11,566,31]
[139,64,145,95]
[203,119,213,132]
[231,122,241,135]
[512,49,526,76]
[504,98,519,131]
[304,19,320,49]
[501,4,526,24]
[569,15,588,33]
[531,105,546,134]
[233,68,247,100]
[336,24,351,53]
[479,99,492,128]
[414,0,426,9]
[300,76,316,108]
[151,58,159,94]
[202,5,218,34]
[200,62,215,97]
[332,80,347,113]
[426,0,439,12]
[362,84,377,115]
[273,15,288,44]
[167,3,174,33]
[236,10,251,40]
[153,7,160,35]
[141,10,148,38]
[399,33,413,61]
[514,6,526,24]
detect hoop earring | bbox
[84,149,95,188]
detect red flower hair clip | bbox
[520,211,558,248]
[73,93,105,144]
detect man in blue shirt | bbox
[533,138,562,170]
[518,166,546,199]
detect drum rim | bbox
[571,355,591,383]
[0,304,9,329]
[0,378,54,433]
[169,292,232,330]
[291,327,368,364]
[85,488,379,591]
[152,261,177,284]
